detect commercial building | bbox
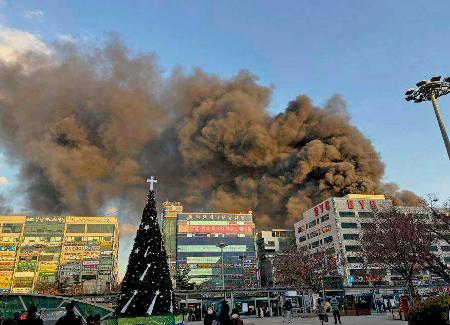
[256,229,295,287]
[162,204,259,289]
[162,201,183,277]
[294,194,392,287]
[294,194,450,288]
[0,215,119,294]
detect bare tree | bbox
[421,196,450,283]
[360,206,435,299]
[273,248,338,293]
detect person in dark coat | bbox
[219,300,231,325]
[230,309,243,325]
[19,306,43,325]
[204,306,217,325]
[55,302,82,325]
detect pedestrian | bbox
[19,306,43,325]
[330,296,341,324]
[55,302,82,325]
[219,300,231,325]
[283,299,293,323]
[317,299,328,325]
[325,299,331,313]
[204,306,217,325]
[189,308,194,321]
[230,309,243,325]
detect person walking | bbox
[317,299,328,325]
[19,306,43,325]
[283,299,293,323]
[219,300,231,325]
[230,309,243,325]
[204,306,217,325]
[325,299,331,313]
[330,296,341,324]
[55,302,82,325]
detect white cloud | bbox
[24,10,44,20]
[59,34,77,43]
[0,27,51,64]
[0,176,8,186]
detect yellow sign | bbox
[66,216,117,224]
[0,216,26,223]
[12,287,32,294]
[100,241,113,246]
[345,194,386,200]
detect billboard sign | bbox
[178,224,254,234]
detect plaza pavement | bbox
[187,315,408,325]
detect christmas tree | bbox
[115,177,175,316]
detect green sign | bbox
[103,315,183,325]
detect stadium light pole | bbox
[216,241,228,297]
[405,76,450,160]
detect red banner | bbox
[178,224,254,234]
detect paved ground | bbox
[187,315,408,325]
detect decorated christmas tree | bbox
[115,177,175,316]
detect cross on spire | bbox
[147,176,158,191]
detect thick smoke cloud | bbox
[0,38,417,228]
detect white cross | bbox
[147,176,158,191]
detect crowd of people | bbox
[203,301,243,325]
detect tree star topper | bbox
[147,176,158,191]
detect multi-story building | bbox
[294,194,450,288]
[294,194,391,287]
[256,229,295,287]
[0,215,119,294]
[162,205,259,289]
[162,201,183,278]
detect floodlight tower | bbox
[405,76,450,160]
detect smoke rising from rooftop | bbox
[0,37,419,227]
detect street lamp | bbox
[405,76,450,160]
[216,241,228,294]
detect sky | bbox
[0,1,448,209]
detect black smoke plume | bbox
[0,38,418,229]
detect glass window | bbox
[339,212,355,218]
[340,222,357,229]
[347,256,364,263]
[320,215,329,222]
[308,220,317,228]
[429,245,438,252]
[311,240,320,248]
[87,224,115,233]
[343,233,359,240]
[345,245,361,252]
[66,224,85,233]
[360,223,372,229]
[358,212,374,218]
[324,236,333,244]
[441,246,450,252]
[2,223,22,233]
[299,236,306,242]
